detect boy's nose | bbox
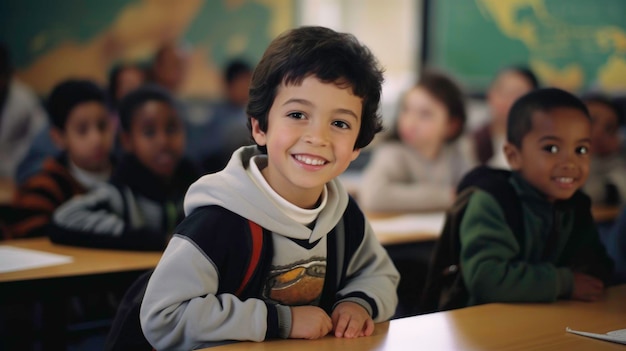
[303,124,329,146]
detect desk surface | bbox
[366,212,442,245]
[0,237,162,283]
[592,205,621,223]
[208,285,626,351]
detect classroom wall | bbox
[0,0,294,99]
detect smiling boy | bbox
[140,26,399,350]
[460,88,613,306]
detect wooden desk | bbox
[208,285,626,351]
[0,237,162,349]
[0,237,161,283]
[592,205,621,223]
[366,212,442,246]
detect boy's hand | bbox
[331,301,374,338]
[289,306,332,339]
[572,272,604,301]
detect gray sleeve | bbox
[359,146,454,212]
[52,184,125,236]
[334,218,400,322]
[140,236,271,350]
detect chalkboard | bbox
[425,0,626,94]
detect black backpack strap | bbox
[420,166,524,313]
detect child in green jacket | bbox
[460,88,613,306]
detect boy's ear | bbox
[250,118,267,146]
[350,148,361,162]
[446,117,462,141]
[120,132,133,152]
[49,127,66,150]
[503,142,522,170]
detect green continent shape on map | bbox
[477,0,626,91]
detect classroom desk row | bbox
[208,284,626,351]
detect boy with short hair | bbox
[140,26,399,349]
[49,85,198,250]
[460,88,613,306]
[2,80,114,239]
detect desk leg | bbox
[41,292,67,350]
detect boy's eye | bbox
[576,146,589,155]
[332,120,350,129]
[543,145,559,154]
[287,112,305,120]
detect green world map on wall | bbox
[427,0,626,94]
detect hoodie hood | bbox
[184,146,349,243]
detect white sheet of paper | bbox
[369,213,445,235]
[566,327,626,345]
[0,246,73,273]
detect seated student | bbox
[15,62,146,184]
[580,93,626,207]
[200,59,254,173]
[472,66,538,168]
[2,80,114,239]
[460,88,613,306]
[49,85,198,250]
[359,71,476,212]
[139,26,399,349]
[0,43,47,184]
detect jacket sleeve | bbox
[460,190,573,304]
[6,174,66,239]
[140,235,289,350]
[334,216,400,322]
[358,146,454,212]
[49,184,166,250]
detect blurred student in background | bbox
[2,80,114,239]
[359,71,476,212]
[149,42,188,95]
[201,59,254,174]
[472,66,538,168]
[580,93,626,207]
[49,85,198,250]
[0,43,47,185]
[16,61,146,184]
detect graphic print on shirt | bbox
[263,257,326,305]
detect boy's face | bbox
[504,108,591,202]
[122,101,185,179]
[52,101,114,172]
[250,76,362,209]
[586,101,621,157]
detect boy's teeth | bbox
[295,155,325,165]
[555,177,573,183]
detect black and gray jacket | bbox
[49,153,198,251]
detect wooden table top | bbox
[0,237,161,283]
[207,285,626,351]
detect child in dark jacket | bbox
[460,88,613,306]
[2,80,114,239]
[49,85,198,250]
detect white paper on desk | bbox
[0,246,73,273]
[369,213,445,235]
[566,327,626,345]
